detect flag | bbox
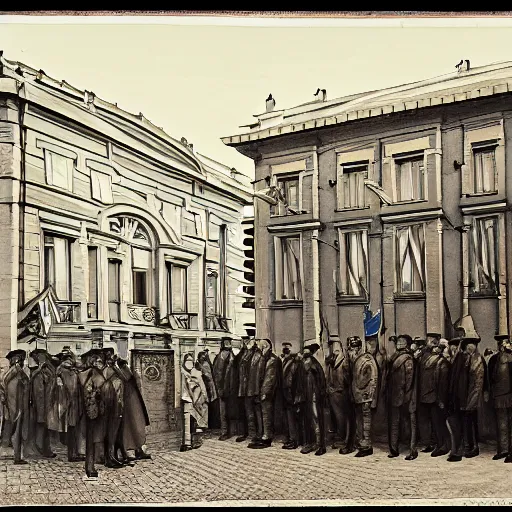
[364,305,382,338]
[319,311,330,369]
[17,286,60,345]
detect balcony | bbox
[56,301,81,323]
[127,304,159,326]
[159,312,199,330]
[206,315,230,332]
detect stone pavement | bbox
[1,437,512,506]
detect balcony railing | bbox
[206,315,230,332]
[56,301,82,323]
[127,304,159,326]
[159,312,199,330]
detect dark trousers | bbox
[432,405,450,451]
[447,409,478,457]
[418,402,437,447]
[284,401,299,443]
[67,426,79,461]
[115,416,128,460]
[261,398,275,441]
[237,397,248,437]
[355,402,372,451]
[219,397,229,435]
[244,396,257,438]
[388,403,417,454]
[495,407,512,455]
[329,391,350,448]
[245,396,263,439]
[35,423,52,456]
[85,418,101,474]
[1,418,24,462]
[305,396,326,449]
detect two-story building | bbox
[223,60,512,358]
[0,53,254,436]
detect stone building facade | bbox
[223,60,512,357]
[0,54,253,434]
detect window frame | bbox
[167,262,188,314]
[393,151,427,203]
[468,214,500,298]
[108,258,122,323]
[43,233,72,301]
[394,223,427,297]
[43,149,75,192]
[132,269,148,306]
[273,233,303,303]
[90,169,114,204]
[336,161,369,211]
[470,140,499,196]
[337,228,369,300]
[87,246,99,320]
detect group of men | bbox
[201,328,512,463]
[0,345,152,477]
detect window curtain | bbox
[345,231,368,296]
[474,150,496,194]
[398,159,424,201]
[470,217,498,294]
[397,225,425,292]
[283,238,302,300]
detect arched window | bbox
[108,216,154,307]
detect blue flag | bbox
[364,305,382,338]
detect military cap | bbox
[220,337,232,349]
[495,334,509,343]
[103,347,115,355]
[82,348,104,361]
[448,337,461,346]
[282,342,293,347]
[413,336,426,346]
[303,339,320,353]
[348,336,362,348]
[5,349,26,361]
[461,336,481,347]
[426,332,442,339]
[397,334,413,345]
[59,351,74,362]
[30,348,49,356]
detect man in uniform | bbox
[445,337,460,364]
[281,341,303,450]
[55,349,85,462]
[0,350,30,464]
[248,339,282,449]
[246,338,264,444]
[347,336,378,457]
[230,339,247,441]
[197,350,218,431]
[387,334,418,460]
[29,348,57,459]
[487,334,512,462]
[236,338,256,443]
[446,331,487,462]
[418,332,450,455]
[325,337,352,453]
[296,340,327,456]
[102,348,126,468]
[212,337,235,441]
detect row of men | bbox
[193,331,512,462]
[0,346,152,477]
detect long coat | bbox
[488,351,512,408]
[103,365,125,425]
[326,353,350,396]
[181,368,208,429]
[449,351,487,412]
[387,350,416,409]
[30,362,59,430]
[51,360,83,431]
[260,353,282,400]
[296,355,326,404]
[247,349,264,397]
[0,364,30,442]
[199,359,218,403]
[351,352,378,407]
[116,364,150,451]
[238,347,256,398]
[212,349,235,399]
[282,354,302,405]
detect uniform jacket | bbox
[103,364,124,419]
[449,350,487,411]
[200,359,218,403]
[419,351,446,404]
[350,352,378,407]
[295,355,326,404]
[488,351,512,408]
[326,352,350,395]
[247,348,264,397]
[281,353,302,404]
[52,360,83,430]
[212,349,234,399]
[238,347,256,398]
[387,350,415,408]
[260,352,282,400]
[0,364,30,441]
[30,362,57,427]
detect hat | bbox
[282,342,293,347]
[5,349,26,361]
[103,347,115,355]
[495,334,509,343]
[448,337,461,346]
[413,336,426,346]
[397,334,413,346]
[461,336,481,346]
[303,340,320,353]
[426,332,442,339]
[29,348,50,361]
[82,348,104,362]
[220,337,232,348]
[59,351,74,362]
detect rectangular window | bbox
[206,269,219,316]
[87,247,98,319]
[469,216,499,296]
[132,271,148,305]
[90,170,114,204]
[395,155,425,202]
[396,224,426,294]
[45,151,74,191]
[472,145,497,194]
[338,230,368,297]
[274,174,300,216]
[274,236,302,301]
[168,264,187,313]
[43,235,71,300]
[338,164,368,209]
[108,259,121,322]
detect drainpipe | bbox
[311,149,322,361]
[461,223,471,319]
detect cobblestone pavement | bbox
[1,437,512,505]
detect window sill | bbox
[393,293,426,301]
[270,212,311,218]
[390,199,428,206]
[468,294,500,300]
[270,300,303,309]
[463,192,499,198]
[336,296,369,306]
[335,206,370,212]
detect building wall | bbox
[248,95,512,354]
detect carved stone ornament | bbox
[143,363,161,382]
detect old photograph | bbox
[1,10,512,506]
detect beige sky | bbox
[2,17,512,177]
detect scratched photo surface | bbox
[2,11,512,507]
